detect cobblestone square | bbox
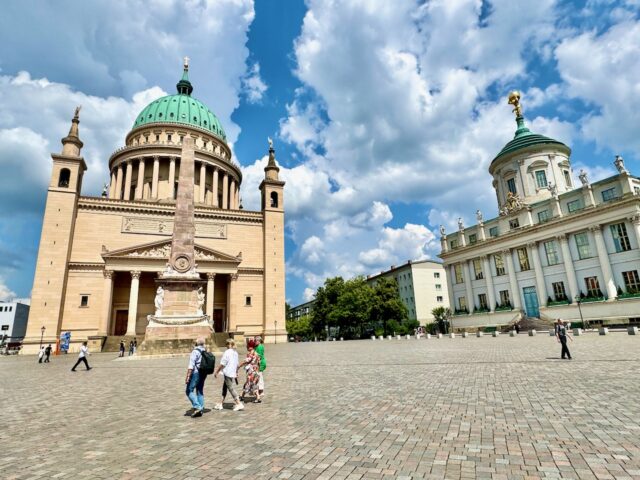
[1,334,639,479]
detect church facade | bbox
[23,62,286,353]
[440,92,640,330]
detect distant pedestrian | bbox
[238,341,261,403]
[214,339,244,411]
[71,341,92,371]
[119,340,125,357]
[133,339,137,354]
[38,346,45,363]
[555,318,573,360]
[128,340,134,356]
[185,336,214,418]
[44,344,52,363]
[254,336,267,399]
[515,323,520,334]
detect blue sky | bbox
[0,0,639,304]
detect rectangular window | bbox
[473,259,483,280]
[552,281,567,301]
[622,270,640,292]
[563,170,572,187]
[454,264,464,284]
[80,295,89,307]
[436,296,443,302]
[507,178,517,194]
[584,276,601,297]
[575,232,591,259]
[499,290,510,306]
[245,296,252,307]
[610,223,631,252]
[517,247,530,271]
[1,325,8,331]
[469,233,477,245]
[494,254,505,276]
[509,218,520,229]
[567,199,582,213]
[489,226,498,237]
[535,170,548,188]
[538,210,550,223]
[458,296,467,311]
[450,239,458,249]
[478,293,488,310]
[434,272,440,279]
[544,241,559,266]
[601,187,618,201]
[435,284,442,291]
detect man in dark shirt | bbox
[555,318,573,360]
[44,344,52,363]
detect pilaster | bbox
[127,271,141,336]
[528,241,548,307]
[590,225,617,300]
[481,255,496,312]
[557,233,579,301]
[503,248,522,310]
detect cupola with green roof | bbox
[132,57,226,141]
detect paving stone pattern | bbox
[1,334,639,479]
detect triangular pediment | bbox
[101,239,241,263]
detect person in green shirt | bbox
[254,336,266,402]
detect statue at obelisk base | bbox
[139,136,212,351]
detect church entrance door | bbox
[114,310,128,336]
[213,309,224,332]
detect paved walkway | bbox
[1,333,639,479]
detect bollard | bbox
[371,336,376,340]
[509,330,516,337]
[476,331,483,337]
[492,331,500,337]
[379,335,384,340]
[529,329,536,336]
[573,328,582,336]
[396,335,401,340]
[437,333,443,339]
[340,337,344,341]
[462,331,468,338]
[449,332,455,339]
[426,333,431,339]
[406,334,411,340]
[599,327,609,336]
[549,329,556,336]
[387,335,392,340]
[628,326,638,335]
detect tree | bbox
[286,315,312,340]
[310,277,345,336]
[431,306,452,334]
[371,277,408,336]
[331,276,374,338]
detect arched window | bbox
[270,191,278,208]
[58,168,71,188]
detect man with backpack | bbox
[185,336,215,418]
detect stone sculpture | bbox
[579,169,589,187]
[614,155,628,174]
[154,286,164,315]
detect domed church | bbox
[23,60,286,353]
[440,91,640,329]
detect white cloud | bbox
[0,277,17,302]
[242,62,268,103]
[302,288,316,302]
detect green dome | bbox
[491,117,569,166]
[132,65,226,141]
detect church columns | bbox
[151,156,160,199]
[227,273,238,331]
[481,255,496,312]
[123,160,133,201]
[445,264,455,312]
[212,168,219,207]
[557,234,579,301]
[528,242,548,307]
[503,249,522,310]
[206,273,216,322]
[109,171,117,198]
[199,162,206,203]
[168,156,176,200]
[463,261,474,314]
[99,270,114,336]
[135,158,145,200]
[230,179,237,209]
[222,172,229,209]
[590,225,617,300]
[115,164,124,200]
[127,271,141,336]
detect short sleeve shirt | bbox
[220,349,239,378]
[255,344,266,371]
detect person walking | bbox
[254,336,267,399]
[185,336,212,418]
[44,344,52,363]
[214,339,243,411]
[38,345,45,363]
[238,341,261,403]
[71,341,92,371]
[555,318,573,360]
[128,340,134,356]
[119,340,125,358]
[133,338,138,354]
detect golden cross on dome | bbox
[508,90,522,118]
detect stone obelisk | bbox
[140,137,211,353]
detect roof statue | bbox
[547,181,558,198]
[74,105,82,119]
[268,136,273,150]
[578,169,589,186]
[457,217,464,231]
[508,91,522,118]
[499,191,525,216]
[439,225,446,237]
[476,209,483,224]
[614,155,628,174]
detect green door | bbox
[522,286,540,317]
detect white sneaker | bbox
[213,403,223,410]
[233,403,245,411]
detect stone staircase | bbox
[102,335,139,353]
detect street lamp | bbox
[574,295,586,330]
[40,326,46,348]
[275,320,278,344]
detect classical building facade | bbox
[440,92,640,329]
[23,61,286,353]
